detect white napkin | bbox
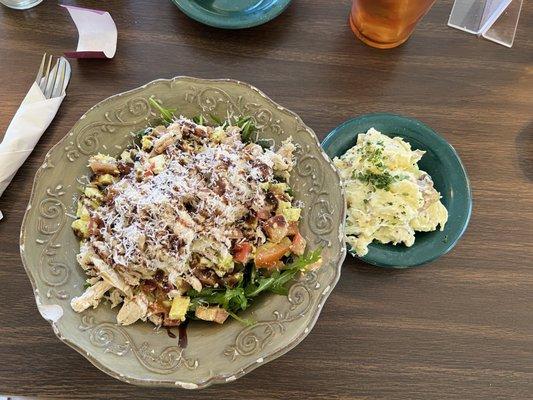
[0,59,71,205]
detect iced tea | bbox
[350,0,436,49]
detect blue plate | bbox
[321,113,472,268]
[171,0,292,29]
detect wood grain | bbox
[0,0,532,398]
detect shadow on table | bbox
[516,121,533,182]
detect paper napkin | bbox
[0,58,71,209]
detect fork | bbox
[35,53,68,99]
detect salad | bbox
[70,99,321,327]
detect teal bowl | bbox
[322,113,472,268]
[170,0,292,29]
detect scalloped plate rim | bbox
[19,76,347,389]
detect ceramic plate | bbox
[20,77,346,388]
[171,0,292,29]
[322,113,471,268]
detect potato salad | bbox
[333,128,448,257]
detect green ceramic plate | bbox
[321,113,472,268]
[20,77,346,388]
[170,0,292,29]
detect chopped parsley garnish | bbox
[355,171,396,190]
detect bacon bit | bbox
[233,242,252,264]
[257,208,271,220]
[141,279,157,294]
[154,270,165,282]
[263,215,288,243]
[287,221,299,236]
[148,300,168,315]
[290,232,306,256]
[117,162,133,176]
[213,177,226,195]
[193,127,208,138]
[192,268,220,287]
[87,216,102,236]
[161,281,175,293]
[222,273,242,287]
[163,317,181,327]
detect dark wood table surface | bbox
[1,0,532,398]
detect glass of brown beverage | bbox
[350,0,436,49]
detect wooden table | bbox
[1,0,532,398]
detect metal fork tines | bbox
[35,53,67,99]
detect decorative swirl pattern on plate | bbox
[35,185,69,299]
[224,272,316,361]
[79,315,199,374]
[184,85,284,136]
[295,145,335,246]
[64,98,151,161]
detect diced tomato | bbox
[290,232,306,256]
[233,242,252,264]
[143,168,154,178]
[287,221,299,236]
[255,237,291,268]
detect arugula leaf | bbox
[256,138,274,150]
[192,115,206,125]
[227,310,255,326]
[209,113,223,126]
[187,249,322,325]
[148,97,176,125]
[270,249,322,295]
[234,116,256,143]
[244,274,277,298]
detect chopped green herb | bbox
[355,170,397,190]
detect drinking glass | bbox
[350,0,437,49]
[0,0,43,10]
